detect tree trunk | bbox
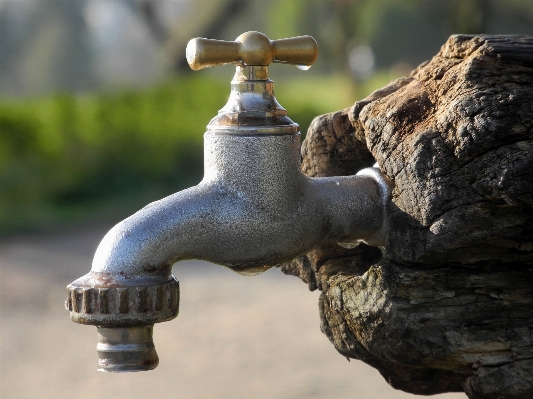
[280,35,533,398]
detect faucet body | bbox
[89,131,384,279]
[66,32,392,373]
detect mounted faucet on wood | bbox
[281,34,533,399]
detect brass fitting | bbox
[186,31,318,70]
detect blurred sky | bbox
[2,0,533,97]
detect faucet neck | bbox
[203,133,303,201]
[206,66,298,136]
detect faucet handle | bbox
[186,31,318,71]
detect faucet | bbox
[65,31,392,373]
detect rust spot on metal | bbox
[65,289,72,311]
[118,288,129,313]
[137,287,148,313]
[74,289,82,313]
[99,288,109,314]
[154,286,163,311]
[170,283,179,310]
[142,358,158,366]
[82,288,92,314]
[91,273,124,289]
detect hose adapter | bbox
[66,277,179,372]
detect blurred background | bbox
[2,0,533,233]
[0,0,532,398]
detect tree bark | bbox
[280,35,533,398]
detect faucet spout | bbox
[85,131,387,280]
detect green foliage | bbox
[0,76,224,233]
[0,74,342,234]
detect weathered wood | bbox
[280,35,533,398]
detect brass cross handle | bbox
[186,31,318,71]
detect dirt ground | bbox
[0,222,467,399]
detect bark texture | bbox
[280,35,533,398]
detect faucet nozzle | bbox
[65,276,179,372]
[96,326,158,372]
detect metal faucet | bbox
[65,31,392,373]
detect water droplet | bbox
[229,265,272,276]
[297,65,311,71]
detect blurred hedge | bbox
[0,75,334,234]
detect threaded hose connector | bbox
[65,278,179,326]
[66,276,179,372]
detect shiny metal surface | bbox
[186,31,318,71]
[207,65,298,135]
[66,32,392,372]
[96,326,158,372]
